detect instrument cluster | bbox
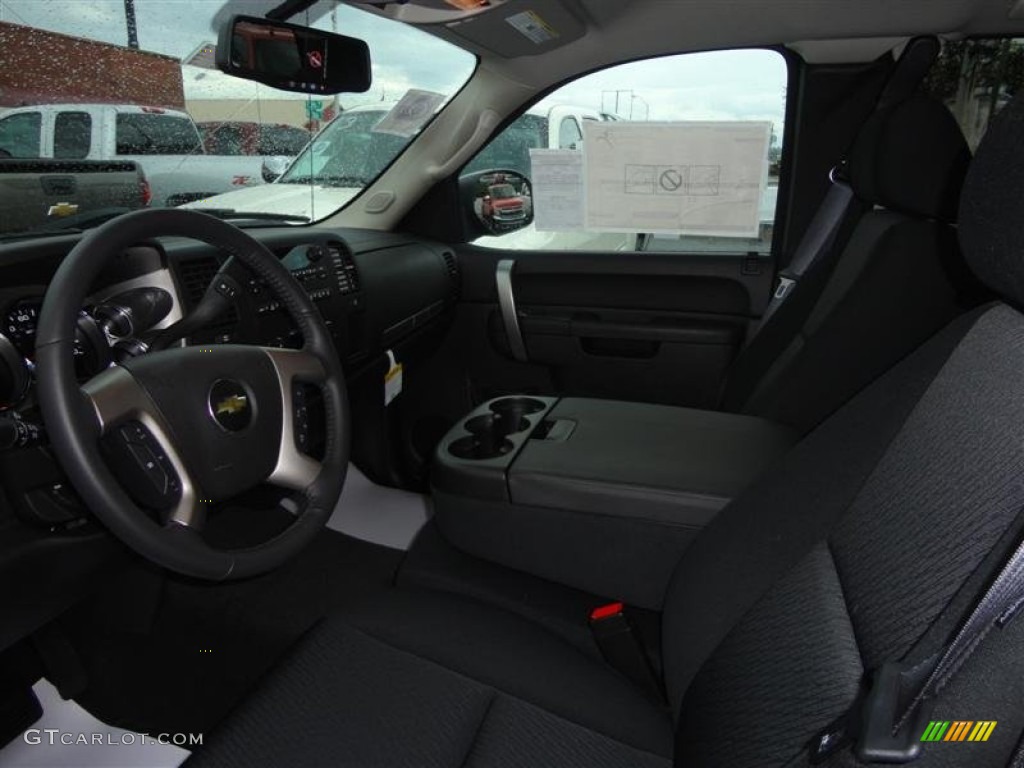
[4,300,40,359]
[0,297,113,409]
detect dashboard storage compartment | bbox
[432,397,798,609]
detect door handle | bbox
[571,319,739,345]
[495,259,528,362]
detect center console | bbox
[432,396,798,609]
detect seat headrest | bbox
[848,94,971,222]
[959,92,1024,308]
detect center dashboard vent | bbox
[327,242,361,295]
[176,255,238,330]
[441,250,458,279]
[441,250,460,299]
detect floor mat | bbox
[326,465,430,550]
[0,679,188,768]
[55,530,403,739]
[5,468,422,755]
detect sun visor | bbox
[352,0,584,57]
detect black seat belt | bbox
[753,170,855,334]
[811,526,1024,763]
[859,528,1024,763]
[752,36,942,341]
[897,536,1024,722]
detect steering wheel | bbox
[35,209,349,580]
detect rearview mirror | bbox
[216,15,371,95]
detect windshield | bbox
[0,1,475,234]
[463,114,547,178]
[278,108,406,187]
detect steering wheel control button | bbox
[213,277,240,299]
[293,384,310,453]
[208,379,253,432]
[127,441,169,495]
[102,422,181,510]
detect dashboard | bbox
[0,228,459,412]
[0,223,460,651]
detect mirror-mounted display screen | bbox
[216,15,372,95]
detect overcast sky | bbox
[0,0,475,105]
[537,50,786,129]
[0,0,786,132]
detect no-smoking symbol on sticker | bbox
[307,50,323,69]
[659,168,683,191]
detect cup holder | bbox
[448,411,533,460]
[489,397,546,416]
[445,398,548,461]
[466,413,530,438]
[448,435,515,460]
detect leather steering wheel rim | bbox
[35,208,349,580]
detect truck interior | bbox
[2,1,1024,766]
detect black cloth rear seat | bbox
[722,94,976,433]
[184,95,1024,768]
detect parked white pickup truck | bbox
[0,104,265,207]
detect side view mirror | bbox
[262,155,291,183]
[460,170,534,237]
[216,15,371,95]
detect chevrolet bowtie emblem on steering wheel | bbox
[208,380,253,432]
[217,395,247,415]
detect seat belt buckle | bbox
[590,602,626,623]
[589,603,632,647]
[588,603,662,699]
[854,663,934,764]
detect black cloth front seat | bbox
[185,96,1024,768]
[722,94,975,434]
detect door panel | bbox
[383,55,906,489]
[455,246,772,408]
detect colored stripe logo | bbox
[920,721,997,742]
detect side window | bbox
[462,49,788,255]
[204,124,246,155]
[116,114,202,155]
[924,38,1024,151]
[53,112,92,159]
[558,117,583,149]
[257,125,310,156]
[0,112,42,158]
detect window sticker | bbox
[529,149,584,231]
[373,89,447,137]
[582,121,771,237]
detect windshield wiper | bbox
[0,227,84,243]
[280,174,370,188]
[0,207,136,242]
[2,208,309,242]
[190,208,311,224]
